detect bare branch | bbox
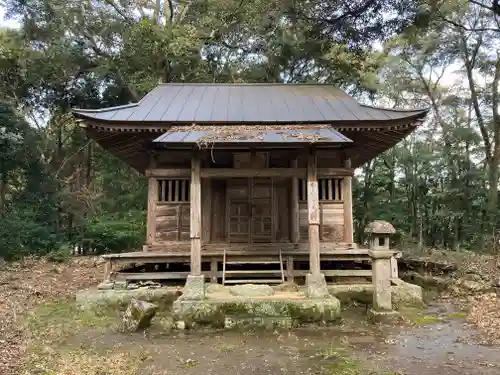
[103,0,132,22]
[469,0,500,16]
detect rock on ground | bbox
[229,284,275,297]
[392,279,424,308]
[120,298,158,332]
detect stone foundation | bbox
[76,287,182,310]
[306,273,330,298]
[328,280,424,309]
[77,279,423,330]
[172,296,341,329]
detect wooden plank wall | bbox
[155,203,190,242]
[274,179,290,241]
[211,180,227,241]
[299,203,345,242]
[152,149,349,244]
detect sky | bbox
[0,7,18,28]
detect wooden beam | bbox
[307,148,321,275]
[292,269,372,277]
[190,155,202,275]
[203,168,305,178]
[290,158,300,243]
[146,167,353,179]
[343,158,354,244]
[145,168,190,178]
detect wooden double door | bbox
[227,178,274,243]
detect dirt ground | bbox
[1,255,500,375]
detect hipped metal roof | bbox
[73,83,429,172]
[153,126,353,145]
[72,83,428,124]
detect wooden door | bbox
[227,178,273,243]
[250,178,273,243]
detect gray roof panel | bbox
[73,83,429,124]
[153,127,353,144]
[143,85,183,121]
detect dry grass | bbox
[18,297,144,375]
[468,293,500,344]
[167,124,333,149]
[0,256,102,375]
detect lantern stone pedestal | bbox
[365,220,400,322]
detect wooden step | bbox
[223,279,283,284]
[225,260,282,264]
[224,270,282,274]
[115,272,191,280]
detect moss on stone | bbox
[76,287,181,311]
[391,280,424,309]
[173,297,341,329]
[329,281,424,311]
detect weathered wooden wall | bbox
[155,203,190,242]
[298,203,344,242]
[151,148,349,245]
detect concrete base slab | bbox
[182,275,205,300]
[367,308,401,323]
[172,295,341,330]
[306,273,330,298]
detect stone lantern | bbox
[364,220,396,250]
[364,220,399,321]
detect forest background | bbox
[1,0,499,259]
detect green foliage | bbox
[77,210,146,254]
[0,0,499,258]
[0,206,63,259]
[46,244,73,263]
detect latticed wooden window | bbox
[157,179,190,202]
[298,178,343,201]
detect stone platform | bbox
[173,294,341,329]
[76,280,421,330]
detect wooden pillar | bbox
[290,158,300,244]
[190,155,202,276]
[146,155,158,248]
[210,259,218,283]
[202,179,212,243]
[343,158,354,244]
[307,148,321,275]
[286,256,295,283]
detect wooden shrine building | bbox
[73,84,428,289]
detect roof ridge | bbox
[360,103,430,113]
[72,102,139,113]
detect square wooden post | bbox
[146,155,158,249]
[182,154,205,301]
[305,148,329,298]
[307,149,321,275]
[343,158,354,244]
[190,155,202,276]
[290,158,300,244]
